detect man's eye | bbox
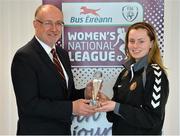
[56,22,62,26]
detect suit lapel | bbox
[56,46,73,91]
[31,37,67,89]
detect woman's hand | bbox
[96,100,116,112]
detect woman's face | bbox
[128,28,153,61]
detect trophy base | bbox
[90,99,98,106]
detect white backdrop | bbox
[0,0,179,135]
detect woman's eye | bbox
[129,41,135,44]
[139,41,145,44]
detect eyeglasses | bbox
[35,18,64,29]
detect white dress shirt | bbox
[35,36,69,87]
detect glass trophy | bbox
[90,71,103,106]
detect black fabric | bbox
[11,37,84,135]
[107,58,169,135]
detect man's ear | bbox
[33,20,37,28]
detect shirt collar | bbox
[35,36,55,55]
[123,55,148,72]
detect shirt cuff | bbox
[113,102,120,114]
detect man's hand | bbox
[73,99,96,116]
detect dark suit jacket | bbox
[11,37,84,135]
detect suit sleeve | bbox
[11,51,72,123]
[108,65,169,129]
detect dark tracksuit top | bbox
[107,56,169,135]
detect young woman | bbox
[97,22,169,135]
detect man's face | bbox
[33,6,63,47]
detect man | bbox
[11,4,95,135]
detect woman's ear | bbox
[150,40,154,48]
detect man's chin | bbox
[48,40,59,45]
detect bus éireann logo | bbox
[80,6,101,17]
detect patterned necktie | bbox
[51,48,65,79]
